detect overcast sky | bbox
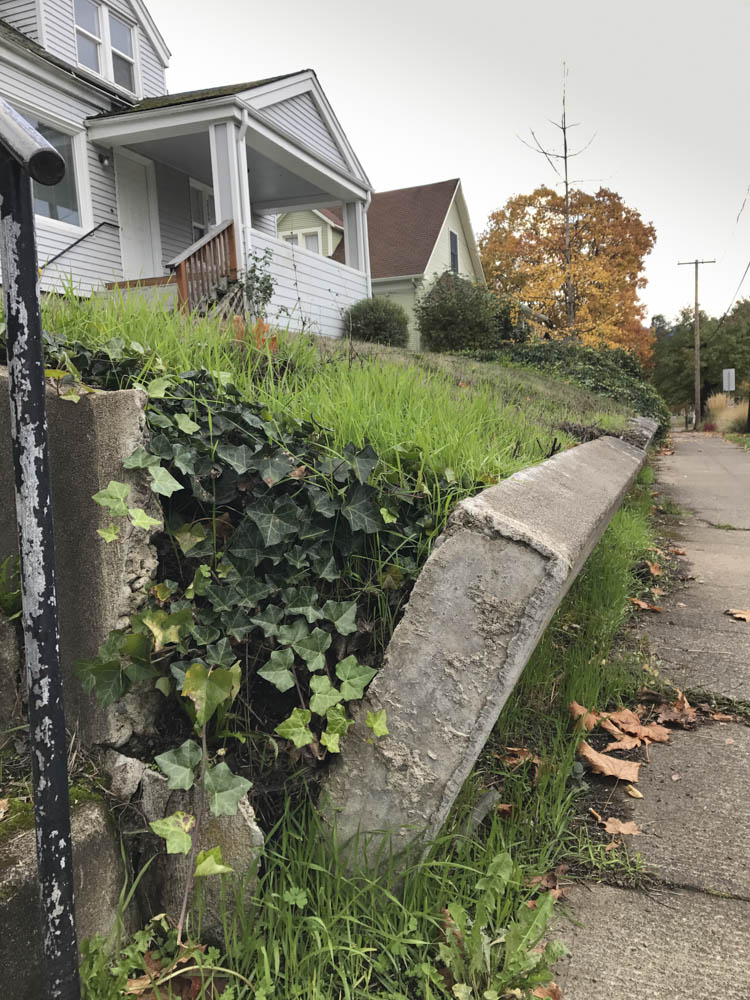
[148,0,750,325]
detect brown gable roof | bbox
[331,179,459,277]
[319,207,343,228]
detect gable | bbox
[1,2,40,41]
[425,193,485,284]
[258,92,348,171]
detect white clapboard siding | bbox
[41,0,78,65]
[260,93,347,171]
[251,212,277,237]
[2,1,40,40]
[0,50,102,122]
[251,230,367,339]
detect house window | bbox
[26,117,80,226]
[283,234,299,246]
[304,232,320,253]
[190,180,216,243]
[109,13,135,91]
[74,0,136,94]
[281,229,321,253]
[449,231,459,273]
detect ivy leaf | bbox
[320,729,341,753]
[247,497,300,547]
[309,675,343,716]
[349,444,379,484]
[206,637,237,670]
[182,663,238,727]
[275,707,314,748]
[74,658,127,707]
[217,442,260,475]
[128,508,162,531]
[277,618,309,646]
[174,521,207,555]
[204,584,239,613]
[366,709,389,738]
[307,486,339,518]
[147,376,173,398]
[292,628,331,672]
[204,762,252,817]
[322,600,358,636]
[326,703,354,737]
[147,410,173,429]
[171,443,197,476]
[155,676,171,697]
[194,846,234,877]
[93,480,131,517]
[336,656,376,701]
[174,412,201,434]
[221,608,254,641]
[234,576,274,608]
[313,553,340,581]
[141,607,193,652]
[342,485,383,534]
[123,446,160,470]
[149,811,195,854]
[97,523,120,544]
[256,450,295,487]
[250,605,285,638]
[228,519,263,563]
[149,465,183,498]
[153,580,178,602]
[284,586,322,623]
[191,623,221,646]
[154,739,202,789]
[380,507,398,524]
[258,647,296,693]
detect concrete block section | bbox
[607,722,750,898]
[555,883,750,1000]
[0,368,161,747]
[322,424,657,864]
[0,800,136,1000]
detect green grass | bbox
[80,470,655,999]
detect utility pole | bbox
[678,258,715,428]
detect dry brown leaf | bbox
[579,741,641,782]
[499,747,541,768]
[570,701,599,731]
[533,983,563,999]
[603,817,641,836]
[646,560,662,577]
[651,586,665,597]
[625,784,644,799]
[657,689,697,727]
[669,546,686,555]
[604,839,621,852]
[725,608,750,622]
[604,736,642,752]
[525,899,538,910]
[599,718,627,740]
[628,597,663,613]
[548,887,563,902]
[0,799,9,822]
[496,803,513,818]
[712,712,734,722]
[289,465,308,479]
[588,807,603,824]
[605,710,670,744]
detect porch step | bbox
[98,275,177,308]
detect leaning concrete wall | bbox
[322,419,658,865]
[0,369,160,746]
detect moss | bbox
[0,798,34,843]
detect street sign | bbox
[723,368,736,392]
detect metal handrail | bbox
[40,220,120,271]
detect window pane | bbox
[304,232,320,253]
[74,0,99,36]
[109,13,133,56]
[112,52,134,91]
[192,224,205,243]
[30,124,80,226]
[190,186,205,227]
[284,234,298,246]
[207,194,216,227]
[76,31,100,72]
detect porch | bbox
[85,73,372,337]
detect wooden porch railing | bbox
[167,219,237,311]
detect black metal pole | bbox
[0,99,80,999]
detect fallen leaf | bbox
[604,840,621,852]
[651,586,665,597]
[671,773,681,782]
[646,561,662,577]
[548,887,563,902]
[725,608,750,622]
[628,597,663,613]
[496,803,513,818]
[606,709,670,743]
[712,712,734,722]
[289,465,307,479]
[0,799,9,821]
[625,784,644,799]
[588,807,604,824]
[570,700,599,731]
[499,747,541,768]
[669,546,686,555]
[579,741,641,782]
[525,899,538,910]
[533,983,562,999]
[657,689,697,727]
[603,817,641,836]
[725,738,736,745]
[604,736,642,752]
[599,718,628,740]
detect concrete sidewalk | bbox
[556,433,750,1000]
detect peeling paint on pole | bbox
[0,98,80,1000]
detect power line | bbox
[702,254,750,347]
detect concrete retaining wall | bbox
[322,418,658,865]
[0,369,161,746]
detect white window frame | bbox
[12,102,93,236]
[189,178,216,242]
[74,0,142,99]
[281,225,323,255]
[449,230,459,273]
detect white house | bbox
[333,178,485,350]
[276,206,343,258]
[0,1,372,337]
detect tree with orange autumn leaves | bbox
[479,186,657,365]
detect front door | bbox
[115,150,161,280]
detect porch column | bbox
[209,121,246,269]
[343,201,367,274]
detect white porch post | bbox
[210,121,247,268]
[343,201,367,275]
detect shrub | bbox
[416,272,502,352]
[344,296,409,347]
